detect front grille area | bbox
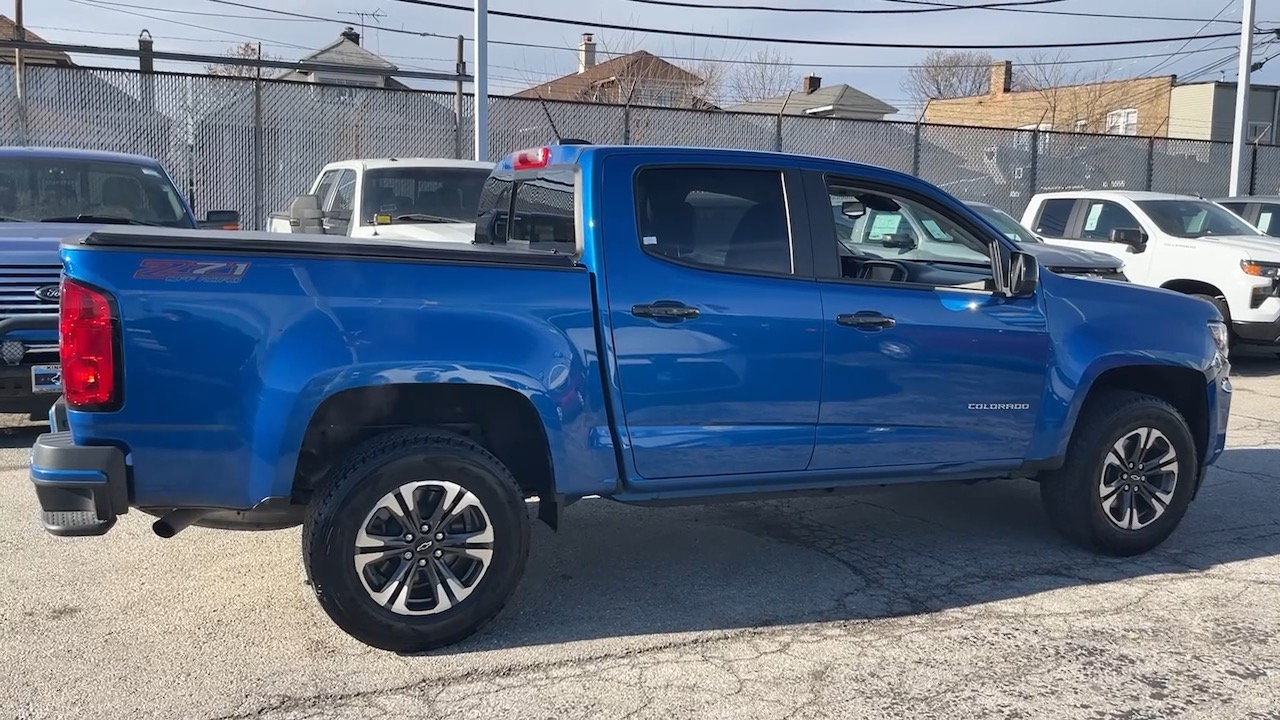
[0,264,63,316]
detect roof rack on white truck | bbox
[1021,190,1280,352]
[266,157,495,244]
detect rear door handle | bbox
[632,300,700,320]
[836,311,895,330]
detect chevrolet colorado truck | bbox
[265,158,493,243]
[0,146,237,419]
[31,145,1232,653]
[1023,190,1280,353]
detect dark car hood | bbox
[1018,242,1124,271]
[0,223,100,263]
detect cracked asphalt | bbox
[5,358,1280,720]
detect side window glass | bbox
[328,170,356,215]
[1080,200,1139,240]
[312,170,340,207]
[1258,205,1278,236]
[1034,198,1075,237]
[635,166,792,275]
[826,179,989,270]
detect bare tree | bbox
[1012,50,1134,132]
[901,49,995,105]
[726,48,799,104]
[206,41,279,79]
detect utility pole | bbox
[1229,0,1257,196]
[474,0,488,161]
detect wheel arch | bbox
[1062,362,1210,468]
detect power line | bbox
[67,0,315,50]
[623,0,1069,16]
[624,0,1244,24]
[388,0,1241,50]
[74,0,328,22]
[1142,0,1238,77]
[59,0,1269,77]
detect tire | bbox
[302,428,531,653]
[1039,390,1198,556]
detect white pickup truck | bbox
[1022,190,1280,352]
[266,158,495,243]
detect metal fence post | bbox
[1145,137,1155,191]
[1029,129,1039,197]
[623,105,631,145]
[775,115,783,153]
[252,74,264,232]
[1250,144,1260,195]
[911,122,922,177]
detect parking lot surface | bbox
[5,359,1280,720]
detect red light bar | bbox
[513,147,551,170]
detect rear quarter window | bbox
[1034,198,1076,237]
[474,167,577,251]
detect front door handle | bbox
[836,311,895,330]
[632,300,700,320]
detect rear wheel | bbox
[1039,390,1198,556]
[302,429,531,653]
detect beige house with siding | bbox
[1168,81,1280,145]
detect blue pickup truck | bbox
[31,144,1231,653]
[0,146,238,419]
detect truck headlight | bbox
[1209,320,1230,356]
[1241,260,1280,277]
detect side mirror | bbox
[880,233,916,249]
[840,200,865,219]
[199,209,240,230]
[1007,250,1039,298]
[287,194,325,233]
[1109,227,1147,253]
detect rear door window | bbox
[1033,198,1076,237]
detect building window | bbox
[1106,109,1138,136]
[1073,119,1088,133]
[1249,121,1273,144]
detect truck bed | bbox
[57,225,608,512]
[72,226,579,268]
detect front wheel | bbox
[302,429,531,653]
[1039,390,1198,556]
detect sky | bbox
[22,0,1280,119]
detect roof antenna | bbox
[533,90,563,144]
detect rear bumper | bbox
[29,430,129,537]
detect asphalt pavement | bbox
[5,358,1280,719]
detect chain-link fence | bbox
[4,62,1277,229]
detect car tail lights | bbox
[61,278,119,409]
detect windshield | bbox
[359,167,491,224]
[968,203,1040,244]
[0,156,189,226]
[1136,199,1263,238]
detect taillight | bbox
[512,147,551,170]
[60,278,119,409]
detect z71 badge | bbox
[133,258,251,283]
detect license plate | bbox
[32,364,62,394]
